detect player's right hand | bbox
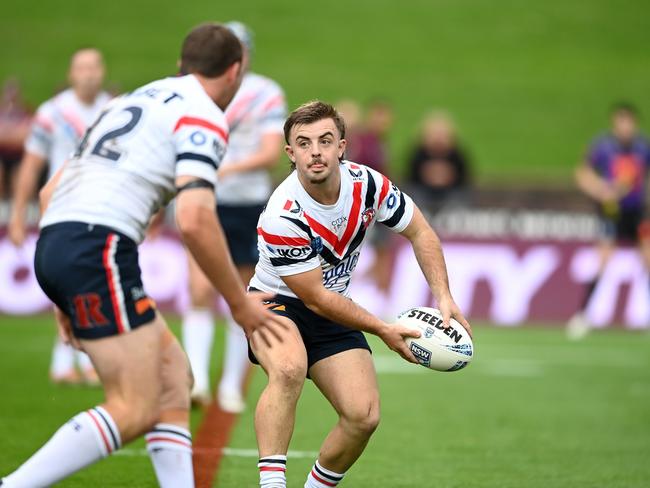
[231,291,290,347]
[8,214,26,247]
[379,323,421,364]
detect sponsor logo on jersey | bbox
[361,207,376,230]
[290,200,302,214]
[277,246,312,258]
[322,251,360,288]
[190,131,207,145]
[410,342,432,367]
[310,236,323,253]
[331,216,348,231]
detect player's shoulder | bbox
[245,72,284,94]
[36,89,72,115]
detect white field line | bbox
[114,447,318,458]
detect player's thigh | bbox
[639,238,650,268]
[186,248,214,306]
[250,316,308,381]
[309,348,380,422]
[80,313,166,403]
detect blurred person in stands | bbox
[346,99,392,175]
[181,21,287,411]
[0,78,32,199]
[338,99,395,308]
[8,48,111,385]
[407,111,471,210]
[568,102,650,339]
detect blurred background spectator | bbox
[0,79,33,199]
[345,99,393,175]
[407,111,472,210]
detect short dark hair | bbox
[611,101,639,118]
[179,23,243,77]
[284,100,346,144]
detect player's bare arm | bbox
[218,132,284,178]
[8,151,47,246]
[575,162,619,203]
[175,175,287,344]
[399,205,472,336]
[280,268,420,363]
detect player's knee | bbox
[269,360,306,391]
[189,279,213,307]
[342,400,381,437]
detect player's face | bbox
[612,111,637,143]
[69,49,105,98]
[286,118,346,185]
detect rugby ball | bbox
[396,307,473,372]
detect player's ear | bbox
[225,61,242,83]
[338,138,347,159]
[285,144,295,162]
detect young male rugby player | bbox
[1,23,284,488]
[9,47,111,385]
[248,101,471,488]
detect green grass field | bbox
[1,315,648,487]
[2,0,650,185]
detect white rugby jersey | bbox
[216,72,286,205]
[41,75,228,243]
[25,88,112,179]
[250,161,415,298]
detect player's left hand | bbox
[54,306,83,350]
[437,293,473,338]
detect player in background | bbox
[568,103,650,339]
[1,23,285,488]
[8,48,111,385]
[182,21,287,411]
[248,101,471,488]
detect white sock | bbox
[305,460,345,487]
[145,423,194,488]
[218,314,250,395]
[181,308,214,393]
[50,337,75,377]
[2,406,121,488]
[76,350,94,372]
[258,455,287,488]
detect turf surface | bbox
[1,314,648,487]
[1,0,650,185]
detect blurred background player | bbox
[181,21,287,411]
[0,78,32,199]
[1,23,284,488]
[8,48,111,385]
[568,102,650,339]
[338,99,396,314]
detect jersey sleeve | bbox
[253,81,287,134]
[371,169,415,233]
[172,112,229,185]
[24,102,55,158]
[257,212,321,276]
[586,137,606,171]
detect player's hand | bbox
[54,306,83,351]
[438,292,473,338]
[8,214,27,247]
[217,164,236,180]
[379,323,421,364]
[230,292,290,347]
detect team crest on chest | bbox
[361,207,376,230]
